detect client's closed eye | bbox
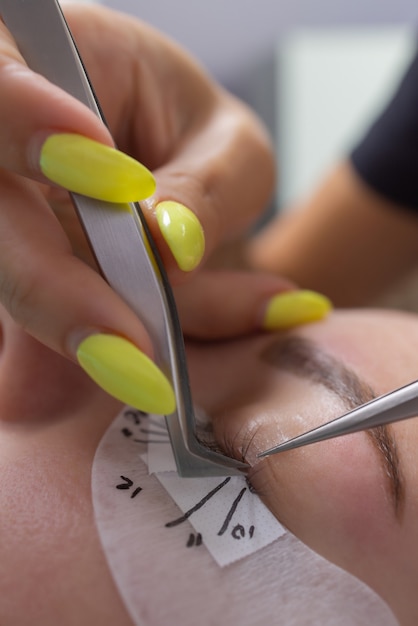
[213,334,405,518]
[260,336,406,516]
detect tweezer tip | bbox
[257,442,289,458]
[256,450,271,459]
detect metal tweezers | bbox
[1,0,248,477]
[258,378,418,458]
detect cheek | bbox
[210,373,400,591]
[249,433,395,578]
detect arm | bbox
[246,160,418,308]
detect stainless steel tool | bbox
[258,378,418,457]
[0,0,248,477]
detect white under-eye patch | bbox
[145,412,284,567]
[92,407,399,626]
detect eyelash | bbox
[246,464,270,499]
[218,421,258,464]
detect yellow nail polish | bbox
[77,334,176,415]
[156,200,205,272]
[263,290,332,330]
[40,134,156,202]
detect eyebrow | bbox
[261,335,405,516]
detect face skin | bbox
[187,308,418,626]
[1,307,417,624]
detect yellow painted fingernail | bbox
[263,290,332,330]
[40,134,156,202]
[76,334,176,415]
[156,200,205,271]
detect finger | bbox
[87,10,276,280]
[145,96,276,283]
[0,17,111,170]
[0,306,123,422]
[23,6,273,280]
[174,271,332,340]
[0,171,175,415]
[0,16,155,203]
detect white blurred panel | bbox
[100,1,417,89]
[277,28,416,208]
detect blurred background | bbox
[98,2,416,93]
[97,0,417,212]
[82,0,418,307]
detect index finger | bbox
[0,9,155,205]
[0,15,114,179]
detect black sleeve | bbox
[350,45,418,211]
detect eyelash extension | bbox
[195,433,226,456]
[193,425,265,500]
[193,406,228,456]
[192,405,261,469]
[239,423,263,463]
[220,420,264,469]
[191,410,275,502]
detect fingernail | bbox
[263,290,332,330]
[76,334,176,415]
[155,200,205,272]
[40,133,156,202]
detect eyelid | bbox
[260,335,405,516]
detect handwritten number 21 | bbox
[116,476,142,499]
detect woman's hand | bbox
[0,3,275,412]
